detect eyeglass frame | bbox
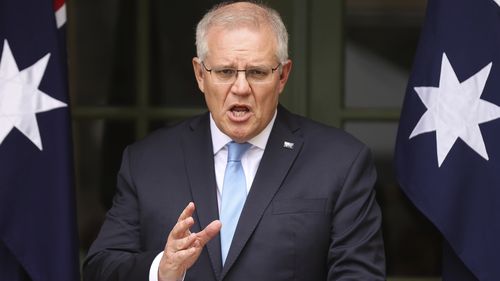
[200,61,282,84]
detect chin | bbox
[229,133,247,143]
[227,129,251,142]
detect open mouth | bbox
[230,105,250,117]
[227,105,252,121]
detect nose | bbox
[230,71,251,95]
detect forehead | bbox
[205,26,277,64]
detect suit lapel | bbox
[181,114,223,278]
[221,108,303,279]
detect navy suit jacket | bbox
[83,106,386,281]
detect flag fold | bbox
[395,0,500,280]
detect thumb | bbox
[196,220,221,246]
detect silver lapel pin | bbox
[283,141,294,149]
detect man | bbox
[83,1,386,280]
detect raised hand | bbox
[158,202,221,281]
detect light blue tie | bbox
[220,141,251,265]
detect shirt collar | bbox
[210,110,277,154]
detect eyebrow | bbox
[211,63,272,69]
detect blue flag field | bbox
[395,0,500,280]
[0,0,80,280]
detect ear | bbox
[277,59,292,94]
[192,57,205,93]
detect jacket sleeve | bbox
[327,145,386,280]
[83,146,159,281]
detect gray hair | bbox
[195,1,289,63]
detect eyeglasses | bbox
[201,61,281,84]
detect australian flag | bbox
[0,0,80,280]
[395,0,500,280]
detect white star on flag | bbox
[410,52,500,167]
[0,40,67,150]
[494,0,500,7]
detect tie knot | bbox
[227,141,251,162]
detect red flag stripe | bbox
[53,0,65,11]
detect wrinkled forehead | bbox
[205,21,275,42]
[205,25,277,61]
[207,12,272,34]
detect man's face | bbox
[193,26,292,143]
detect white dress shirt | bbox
[149,111,276,281]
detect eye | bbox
[214,68,236,78]
[247,68,269,79]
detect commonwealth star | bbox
[0,40,67,150]
[410,53,500,167]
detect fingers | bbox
[170,216,194,239]
[159,204,218,280]
[167,202,221,251]
[177,202,195,222]
[164,202,197,257]
[160,203,198,277]
[174,233,197,252]
[170,202,196,239]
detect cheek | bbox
[204,89,227,112]
[257,90,280,111]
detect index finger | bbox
[178,202,195,222]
